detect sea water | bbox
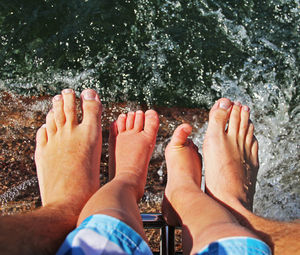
[0,0,299,220]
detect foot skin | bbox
[162,124,202,226]
[35,88,102,215]
[109,110,159,200]
[203,98,259,211]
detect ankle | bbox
[113,173,145,201]
[167,185,203,218]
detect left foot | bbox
[35,89,102,215]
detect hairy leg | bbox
[204,98,300,254]
[162,124,258,255]
[77,110,159,240]
[0,89,102,255]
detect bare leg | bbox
[204,98,300,254]
[162,124,258,255]
[0,89,102,254]
[77,110,159,240]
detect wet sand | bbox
[0,91,208,251]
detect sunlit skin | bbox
[77,109,159,240]
[162,119,258,254]
[203,98,300,254]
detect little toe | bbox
[80,89,102,127]
[117,114,126,133]
[228,102,242,137]
[36,124,47,146]
[207,98,232,134]
[126,111,135,130]
[133,110,145,132]
[62,89,78,126]
[169,123,192,146]
[45,109,57,135]
[238,105,250,145]
[144,110,159,137]
[52,94,66,127]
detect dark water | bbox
[0,0,299,220]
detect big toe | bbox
[169,123,192,147]
[80,89,102,127]
[207,98,232,134]
[144,110,159,137]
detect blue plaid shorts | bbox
[57,214,271,255]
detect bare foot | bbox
[109,110,159,199]
[162,124,202,226]
[203,98,259,211]
[76,109,159,230]
[35,88,102,215]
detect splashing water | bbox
[0,0,299,220]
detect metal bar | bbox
[141,213,177,255]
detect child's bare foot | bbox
[35,88,102,215]
[162,124,202,226]
[109,110,159,199]
[203,98,259,211]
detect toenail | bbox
[234,101,242,106]
[53,95,62,101]
[219,100,231,110]
[243,105,250,112]
[183,126,191,133]
[82,90,97,101]
[41,124,46,128]
[62,89,73,94]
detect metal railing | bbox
[142,213,180,255]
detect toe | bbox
[207,98,232,134]
[169,123,192,146]
[228,102,242,137]
[52,94,66,127]
[109,121,118,180]
[251,136,259,166]
[80,89,102,127]
[133,110,144,132]
[245,122,254,157]
[126,111,135,130]
[62,89,78,126]
[144,110,159,137]
[117,114,126,133]
[36,124,47,146]
[238,105,250,145]
[45,109,57,135]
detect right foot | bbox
[203,98,259,211]
[162,124,202,226]
[35,89,102,215]
[109,110,159,200]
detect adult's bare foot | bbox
[162,124,202,226]
[203,98,259,212]
[35,88,102,215]
[203,98,300,254]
